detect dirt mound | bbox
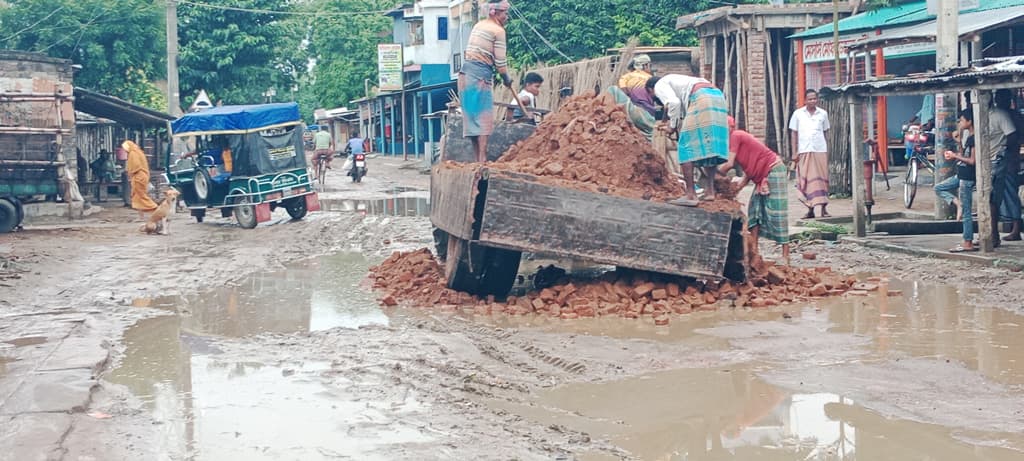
[370,249,860,325]
[493,92,685,202]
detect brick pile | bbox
[491,91,686,202]
[370,248,862,325]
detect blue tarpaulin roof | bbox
[171,102,302,136]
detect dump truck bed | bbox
[431,163,745,281]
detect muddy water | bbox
[134,251,386,337]
[484,280,1024,460]
[108,251,430,460]
[320,196,430,217]
[105,315,430,461]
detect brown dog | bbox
[140,189,180,235]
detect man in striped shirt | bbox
[460,0,514,162]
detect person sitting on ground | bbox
[718,115,790,264]
[934,110,976,252]
[507,72,543,123]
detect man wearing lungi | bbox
[460,0,514,162]
[647,74,729,203]
[719,116,790,264]
[789,89,831,218]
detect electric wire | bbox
[175,0,389,17]
[509,3,573,62]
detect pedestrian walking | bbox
[789,89,831,218]
[123,140,157,219]
[460,0,514,162]
[718,116,790,264]
[647,74,729,203]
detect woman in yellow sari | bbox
[123,140,157,218]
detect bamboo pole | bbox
[766,30,784,155]
[0,160,64,166]
[850,97,866,236]
[724,32,734,116]
[0,127,72,134]
[783,39,795,161]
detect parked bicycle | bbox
[903,132,936,209]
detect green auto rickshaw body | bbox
[166,102,319,228]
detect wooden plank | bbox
[429,164,480,241]
[850,98,866,237]
[973,90,994,253]
[477,171,736,279]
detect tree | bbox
[505,0,711,68]
[0,0,166,109]
[302,0,392,113]
[177,0,297,107]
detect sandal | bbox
[820,212,832,218]
[949,245,979,253]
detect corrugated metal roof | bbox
[821,55,1024,97]
[849,5,1024,51]
[73,87,174,127]
[791,0,1024,40]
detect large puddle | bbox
[488,281,1024,460]
[107,251,430,460]
[111,253,1024,459]
[320,196,430,217]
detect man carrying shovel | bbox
[460,0,516,162]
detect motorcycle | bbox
[344,145,367,183]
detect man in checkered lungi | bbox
[718,116,791,264]
[647,75,729,204]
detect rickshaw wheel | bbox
[285,197,307,220]
[194,169,211,200]
[233,197,258,229]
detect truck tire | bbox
[478,247,522,298]
[433,227,449,262]
[445,235,482,293]
[723,218,747,282]
[0,198,18,233]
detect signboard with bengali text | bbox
[377,44,404,92]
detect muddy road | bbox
[2,158,1024,460]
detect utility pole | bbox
[832,0,841,85]
[166,0,181,117]
[934,0,959,219]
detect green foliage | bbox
[301,0,392,116]
[177,0,297,107]
[506,0,711,68]
[0,0,166,110]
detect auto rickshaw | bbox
[165,102,319,228]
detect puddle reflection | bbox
[320,197,430,217]
[136,251,386,338]
[106,315,430,460]
[526,366,1023,461]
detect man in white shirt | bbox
[986,89,1021,247]
[789,89,831,218]
[646,75,729,202]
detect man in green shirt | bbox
[313,126,334,173]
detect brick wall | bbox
[744,32,768,142]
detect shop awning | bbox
[73,87,175,128]
[849,5,1024,52]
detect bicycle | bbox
[313,151,330,188]
[904,141,936,209]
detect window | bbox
[409,20,424,45]
[438,17,449,41]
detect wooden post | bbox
[973,90,994,253]
[850,97,866,237]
